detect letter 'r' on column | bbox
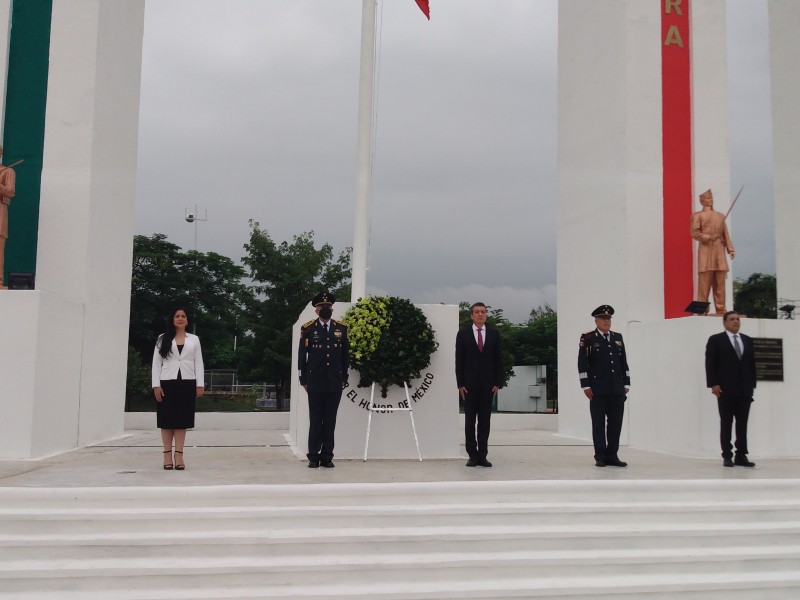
[665,0,683,16]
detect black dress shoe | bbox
[308,460,320,468]
[466,459,477,467]
[321,460,335,468]
[723,458,735,467]
[477,459,493,468]
[734,458,756,468]
[605,458,628,467]
[595,460,607,467]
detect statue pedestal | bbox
[625,317,800,458]
[0,291,85,458]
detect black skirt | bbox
[156,378,197,429]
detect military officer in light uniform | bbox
[577,305,631,467]
[298,290,349,468]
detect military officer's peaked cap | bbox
[591,305,614,318]
[312,290,335,307]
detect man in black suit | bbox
[577,305,630,467]
[298,290,349,469]
[455,302,504,467]
[705,311,757,468]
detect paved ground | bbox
[1,429,797,488]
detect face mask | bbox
[319,307,333,320]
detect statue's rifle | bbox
[0,159,24,171]
[723,184,744,220]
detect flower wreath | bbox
[343,296,438,398]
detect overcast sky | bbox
[134,0,774,323]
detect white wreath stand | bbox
[363,382,423,461]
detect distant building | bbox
[498,366,547,413]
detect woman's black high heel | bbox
[163,450,174,470]
[174,450,185,470]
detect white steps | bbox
[1,480,798,599]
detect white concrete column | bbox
[690,0,733,302]
[39,1,145,446]
[0,0,10,140]
[0,1,144,458]
[768,1,800,304]
[556,1,663,443]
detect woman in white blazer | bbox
[152,307,205,469]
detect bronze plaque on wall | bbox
[753,338,783,382]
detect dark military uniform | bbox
[298,311,349,464]
[577,305,630,465]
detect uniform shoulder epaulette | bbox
[582,330,594,337]
[302,319,316,328]
[331,319,346,326]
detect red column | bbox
[661,0,693,318]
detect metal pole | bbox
[351,0,377,302]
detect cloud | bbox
[134,0,775,322]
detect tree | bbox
[125,345,153,411]
[240,226,351,400]
[733,273,777,319]
[128,234,252,393]
[508,305,558,406]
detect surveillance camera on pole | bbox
[184,206,207,251]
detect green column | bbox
[2,0,52,283]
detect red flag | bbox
[415,0,430,20]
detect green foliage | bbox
[247,384,268,402]
[344,296,438,398]
[733,272,777,319]
[128,228,561,411]
[240,227,351,397]
[125,346,152,410]
[510,305,558,403]
[129,234,251,368]
[345,296,391,362]
[127,234,253,407]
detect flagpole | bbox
[351,0,377,302]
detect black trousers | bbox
[589,394,625,461]
[717,394,752,459]
[307,390,342,461]
[464,387,493,460]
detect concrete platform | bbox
[2,426,799,599]
[1,428,797,488]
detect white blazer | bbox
[152,332,205,387]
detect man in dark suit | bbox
[298,290,349,469]
[455,302,504,467]
[705,311,757,467]
[577,305,630,467]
